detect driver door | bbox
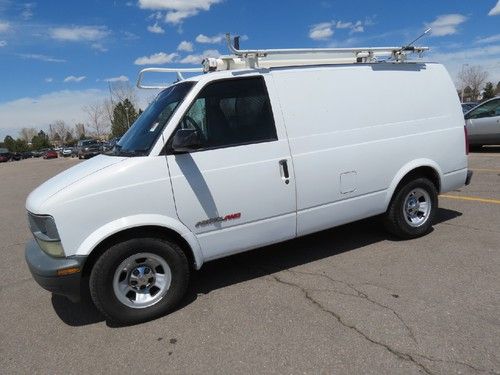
[166,76,297,261]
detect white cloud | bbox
[351,21,364,33]
[336,21,352,29]
[49,26,110,41]
[21,3,35,20]
[45,78,53,83]
[0,40,6,47]
[476,34,500,44]
[134,52,178,65]
[180,49,220,64]
[0,20,9,32]
[165,9,197,24]
[18,53,66,63]
[177,40,193,51]
[0,89,108,136]
[91,43,108,52]
[309,22,334,40]
[195,33,224,44]
[489,0,500,16]
[64,75,86,83]
[427,14,467,37]
[104,75,129,82]
[138,0,222,24]
[147,22,165,34]
[430,44,500,86]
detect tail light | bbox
[464,125,469,155]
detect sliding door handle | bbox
[279,159,290,184]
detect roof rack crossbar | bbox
[224,33,428,63]
[136,67,203,89]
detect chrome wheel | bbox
[113,252,171,309]
[403,188,431,227]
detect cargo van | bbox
[25,38,472,324]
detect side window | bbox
[467,99,500,119]
[178,76,277,150]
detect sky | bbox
[0,0,499,139]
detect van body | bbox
[25,62,471,323]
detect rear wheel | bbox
[89,236,189,324]
[384,177,437,239]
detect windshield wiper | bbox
[116,149,148,157]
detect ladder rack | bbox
[136,33,430,89]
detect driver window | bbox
[177,76,277,150]
[468,99,500,119]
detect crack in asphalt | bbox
[269,271,493,374]
[413,353,494,374]
[288,269,418,345]
[269,273,435,375]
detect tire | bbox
[383,177,438,239]
[89,236,190,324]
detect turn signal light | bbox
[57,267,80,276]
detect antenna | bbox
[403,28,431,50]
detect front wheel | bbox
[383,177,438,239]
[89,237,190,324]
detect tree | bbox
[111,99,139,138]
[83,102,108,139]
[14,139,29,152]
[3,135,15,151]
[495,81,500,95]
[31,130,51,150]
[19,127,37,143]
[74,123,86,139]
[64,131,74,145]
[457,65,488,101]
[482,82,495,101]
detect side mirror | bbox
[171,129,202,153]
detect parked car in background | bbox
[21,151,33,159]
[465,96,500,148]
[11,153,22,161]
[0,148,11,162]
[76,139,101,159]
[61,147,73,157]
[43,150,58,159]
[461,102,478,114]
[32,150,44,158]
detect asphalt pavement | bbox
[0,150,499,374]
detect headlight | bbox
[27,213,65,257]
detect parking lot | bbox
[0,152,499,374]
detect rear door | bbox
[466,98,500,144]
[166,76,296,261]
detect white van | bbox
[25,40,472,324]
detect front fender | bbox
[75,214,204,269]
[384,159,443,209]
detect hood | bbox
[26,155,126,213]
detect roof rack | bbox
[201,33,429,72]
[136,67,202,89]
[136,32,430,88]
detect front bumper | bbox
[465,170,473,186]
[25,239,87,302]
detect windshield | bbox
[112,81,195,156]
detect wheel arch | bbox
[77,215,204,278]
[385,160,442,210]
